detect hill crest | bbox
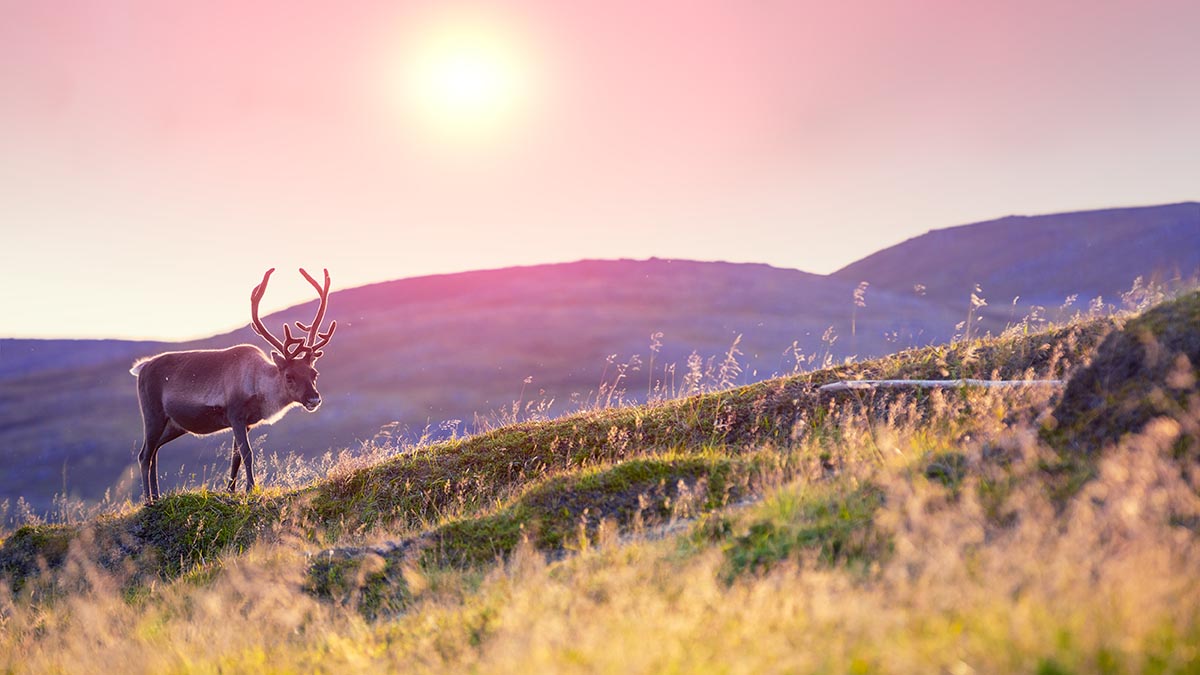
[2,202,1197,511]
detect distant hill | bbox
[833,202,1200,316]
[0,339,171,379]
[1,202,1197,512]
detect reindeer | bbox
[130,268,337,503]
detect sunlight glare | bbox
[388,11,542,148]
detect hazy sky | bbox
[3,0,1198,339]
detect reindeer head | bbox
[250,268,337,412]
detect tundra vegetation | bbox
[0,291,1197,673]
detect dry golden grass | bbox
[2,380,1196,674]
[3,287,1198,674]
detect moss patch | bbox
[719,482,886,580]
[305,455,760,612]
[923,451,971,492]
[0,524,74,589]
[305,549,410,619]
[423,455,746,568]
[134,491,283,578]
[1038,291,1199,505]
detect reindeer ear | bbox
[271,351,287,368]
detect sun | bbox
[388,12,541,147]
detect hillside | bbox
[2,293,1196,672]
[0,260,953,511]
[2,203,1197,513]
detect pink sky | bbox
[2,0,1198,339]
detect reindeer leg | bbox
[139,415,168,505]
[232,424,255,494]
[228,449,242,492]
[138,439,154,504]
[149,451,158,500]
[151,422,186,501]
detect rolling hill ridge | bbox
[1,202,1196,511]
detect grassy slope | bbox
[0,259,954,512]
[4,299,1199,672]
[0,316,1113,585]
[1049,290,1200,454]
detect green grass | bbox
[718,481,887,580]
[0,523,73,587]
[307,454,755,617]
[1047,290,1200,455]
[426,455,740,566]
[1041,290,1200,506]
[135,490,283,578]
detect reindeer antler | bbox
[250,268,320,362]
[250,269,285,353]
[279,323,311,361]
[296,268,337,360]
